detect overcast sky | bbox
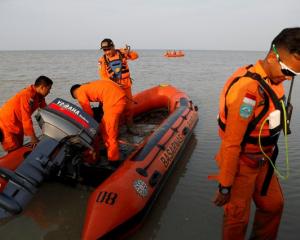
[0,0,299,51]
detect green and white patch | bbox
[240,103,254,119]
[239,94,256,119]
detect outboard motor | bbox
[0,98,98,219]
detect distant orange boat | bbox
[164,50,185,58]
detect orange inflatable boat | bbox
[164,50,185,57]
[0,84,198,239]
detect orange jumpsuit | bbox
[0,85,46,152]
[216,61,284,239]
[76,80,126,161]
[98,49,138,125]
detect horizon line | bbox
[0,48,265,52]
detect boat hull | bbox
[82,84,198,239]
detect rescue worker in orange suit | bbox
[70,80,126,167]
[0,76,53,152]
[98,38,138,134]
[213,27,300,239]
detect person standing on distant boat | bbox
[212,27,300,239]
[70,80,126,168]
[98,38,139,134]
[0,76,53,152]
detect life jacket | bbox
[218,65,285,155]
[103,50,130,82]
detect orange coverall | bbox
[215,61,284,239]
[76,80,126,161]
[98,49,138,125]
[0,85,46,152]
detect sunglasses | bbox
[272,44,300,77]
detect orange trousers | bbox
[100,103,126,161]
[118,77,134,125]
[223,161,283,240]
[0,122,23,152]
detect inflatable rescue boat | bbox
[0,84,198,239]
[164,51,185,57]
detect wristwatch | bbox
[218,184,231,195]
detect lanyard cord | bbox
[258,100,289,180]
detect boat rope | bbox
[136,101,194,176]
[118,139,139,147]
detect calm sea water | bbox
[0,50,299,240]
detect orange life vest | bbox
[218,65,285,155]
[102,50,130,82]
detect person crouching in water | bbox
[0,76,53,152]
[70,80,126,168]
[98,38,139,134]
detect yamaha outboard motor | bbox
[0,98,98,219]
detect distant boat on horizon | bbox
[164,50,185,58]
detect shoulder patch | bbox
[239,93,256,119]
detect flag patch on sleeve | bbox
[239,93,256,119]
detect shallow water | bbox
[0,50,299,239]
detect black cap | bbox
[100,38,114,50]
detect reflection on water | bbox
[0,182,91,239]
[130,134,198,240]
[0,50,299,239]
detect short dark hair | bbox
[271,27,300,55]
[70,84,81,99]
[34,75,53,87]
[100,38,114,50]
